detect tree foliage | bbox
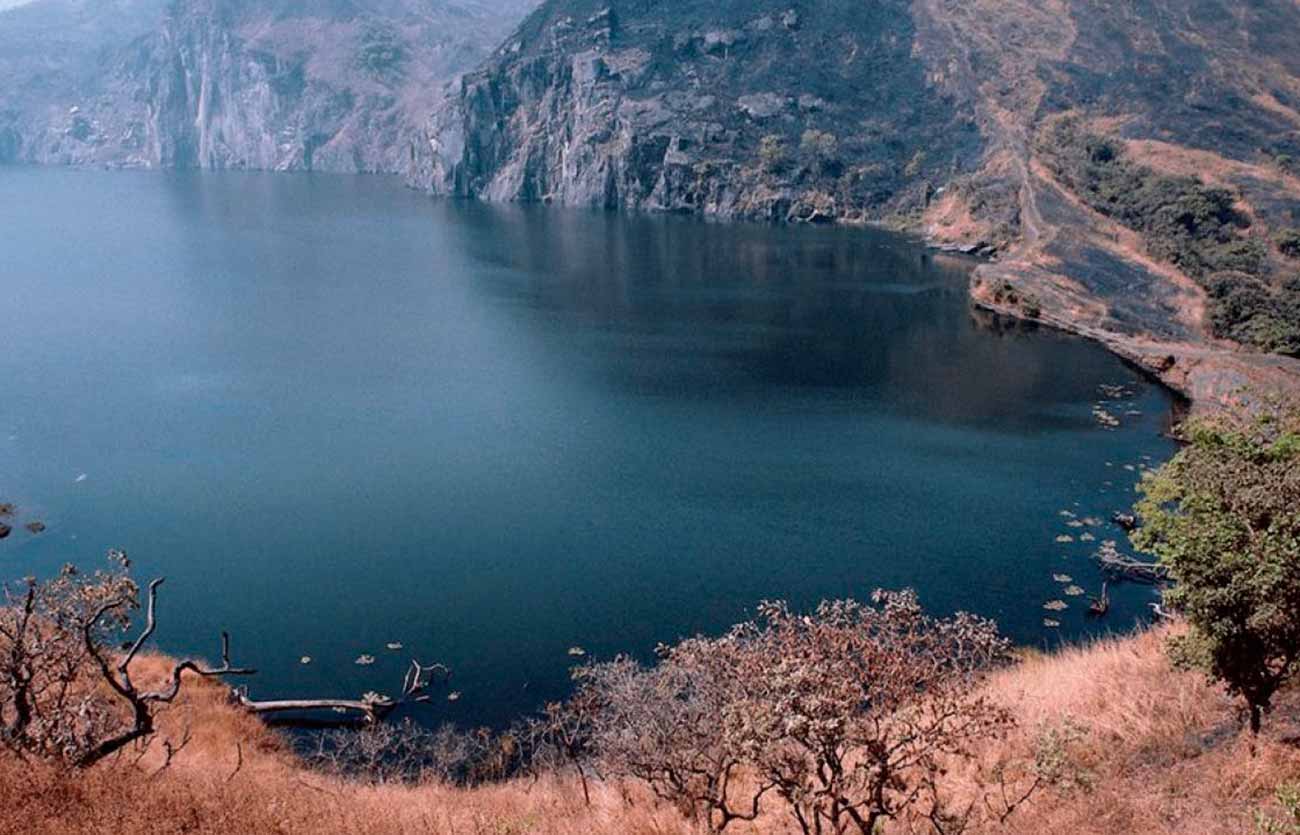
[581,590,1013,834]
[1133,403,1300,733]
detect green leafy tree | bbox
[1133,403,1300,734]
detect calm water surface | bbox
[0,168,1177,726]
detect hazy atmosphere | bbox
[1,2,1298,834]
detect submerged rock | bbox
[24,521,46,535]
[1113,513,1138,531]
[0,523,10,540]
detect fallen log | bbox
[1096,540,1168,584]
[231,659,451,727]
[232,692,397,724]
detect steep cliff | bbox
[410,0,985,225]
[0,0,538,171]
[415,0,1300,405]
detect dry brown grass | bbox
[2,631,1297,835]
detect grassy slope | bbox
[2,629,1296,835]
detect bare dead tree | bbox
[582,653,776,832]
[0,553,254,768]
[227,742,245,783]
[520,690,602,805]
[76,576,255,767]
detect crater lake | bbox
[0,168,1178,726]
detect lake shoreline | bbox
[966,266,1300,418]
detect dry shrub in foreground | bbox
[581,590,1018,834]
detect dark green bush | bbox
[1039,119,1298,353]
[1276,229,1300,259]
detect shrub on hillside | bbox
[1276,230,1300,260]
[581,590,1014,834]
[1207,274,1300,356]
[800,129,841,177]
[758,134,788,174]
[1133,402,1300,735]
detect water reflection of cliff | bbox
[439,201,1146,430]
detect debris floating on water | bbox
[1064,585,1086,597]
[1079,532,1096,542]
[447,691,462,702]
[1043,600,1069,612]
[74,473,88,483]
[1043,618,1061,628]
[567,646,587,657]
[354,655,376,666]
[1055,535,1075,544]
[1092,407,1120,428]
[386,642,403,651]
[1053,574,1073,583]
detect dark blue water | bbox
[0,168,1177,727]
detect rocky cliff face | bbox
[415,0,1300,405]
[0,0,538,171]
[409,0,985,225]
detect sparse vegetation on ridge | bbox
[1037,118,1300,355]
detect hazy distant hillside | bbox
[0,0,538,171]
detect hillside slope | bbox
[0,0,538,172]
[1,630,1296,835]
[412,0,1300,408]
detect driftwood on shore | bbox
[231,659,451,727]
[1096,541,1167,584]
